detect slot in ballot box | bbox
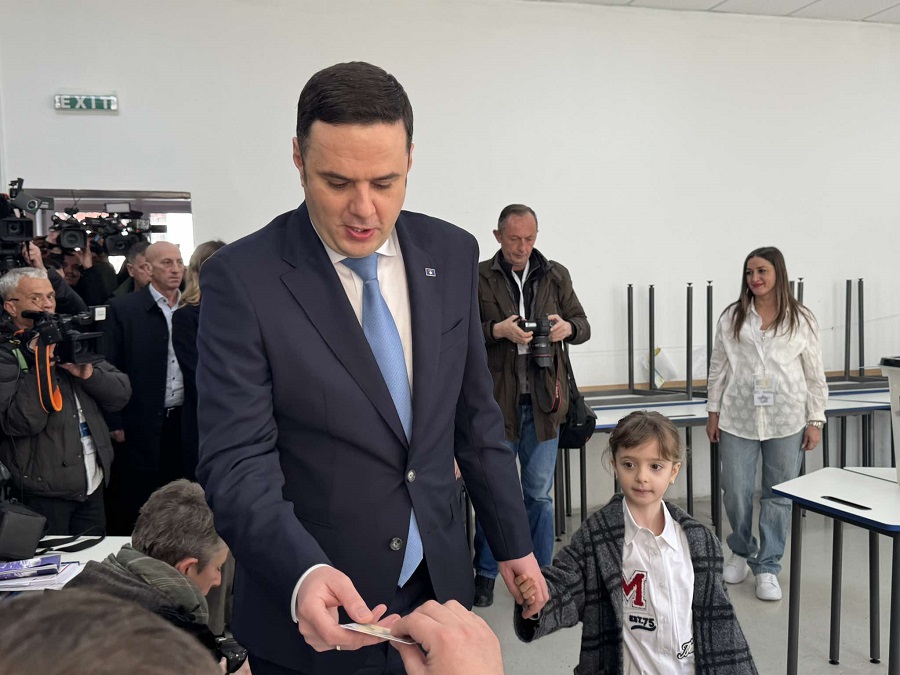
[880,356,900,486]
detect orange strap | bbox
[33,342,63,413]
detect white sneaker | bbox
[723,553,750,584]
[756,573,782,601]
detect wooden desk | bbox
[773,468,900,675]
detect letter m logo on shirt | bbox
[622,570,647,609]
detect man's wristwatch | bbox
[807,420,825,429]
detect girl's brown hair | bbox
[605,411,684,464]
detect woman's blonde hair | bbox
[180,240,226,307]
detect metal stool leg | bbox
[554,451,566,539]
[829,520,843,664]
[870,532,881,663]
[685,427,693,516]
[580,444,587,523]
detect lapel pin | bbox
[425,268,436,277]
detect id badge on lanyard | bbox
[753,326,777,407]
[753,372,777,407]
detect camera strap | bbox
[33,341,63,413]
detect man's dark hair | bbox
[295,61,413,158]
[0,590,219,675]
[497,204,538,233]
[125,239,151,265]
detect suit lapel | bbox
[279,205,408,446]
[396,216,440,451]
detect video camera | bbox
[0,179,41,274]
[19,307,108,365]
[49,209,165,256]
[517,316,555,368]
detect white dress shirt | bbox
[707,300,828,441]
[621,500,695,675]
[290,226,413,622]
[148,283,184,408]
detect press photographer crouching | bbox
[0,267,131,535]
[67,480,250,674]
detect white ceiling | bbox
[524,0,900,24]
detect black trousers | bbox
[24,484,106,536]
[104,406,184,535]
[249,562,435,675]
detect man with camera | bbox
[0,267,131,534]
[472,204,591,607]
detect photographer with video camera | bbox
[61,244,118,307]
[0,267,132,535]
[472,204,591,607]
[1,179,87,316]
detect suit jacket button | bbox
[390,537,403,551]
[406,470,416,483]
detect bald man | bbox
[102,241,187,534]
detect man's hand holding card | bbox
[295,566,398,652]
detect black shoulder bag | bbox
[0,461,47,561]
[557,342,597,450]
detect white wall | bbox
[1,0,899,389]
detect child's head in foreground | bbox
[606,410,684,508]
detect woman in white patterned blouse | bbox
[706,246,828,603]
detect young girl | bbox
[514,411,757,674]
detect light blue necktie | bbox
[341,253,422,587]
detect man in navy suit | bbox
[196,62,547,675]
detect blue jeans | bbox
[473,404,558,578]
[719,429,804,576]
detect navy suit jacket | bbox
[196,204,531,672]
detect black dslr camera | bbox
[215,636,248,673]
[20,307,108,365]
[517,316,554,368]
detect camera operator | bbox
[0,267,132,534]
[472,204,591,607]
[20,240,88,315]
[62,244,118,307]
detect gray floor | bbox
[474,497,895,675]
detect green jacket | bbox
[479,249,590,442]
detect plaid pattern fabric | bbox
[515,495,758,675]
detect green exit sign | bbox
[54,94,118,111]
